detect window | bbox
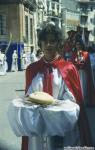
[80,15,88,25]
[25,15,28,42]
[30,18,33,44]
[91,15,95,25]
[47,1,49,12]
[52,3,55,10]
[0,15,6,35]
[52,0,59,2]
[91,27,95,36]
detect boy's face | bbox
[41,33,59,61]
[42,33,58,50]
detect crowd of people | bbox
[62,26,95,106]
[0,48,44,75]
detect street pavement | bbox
[0,70,95,150]
[0,71,25,150]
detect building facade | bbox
[61,0,80,38]
[0,0,82,71]
[44,0,62,27]
[0,0,37,70]
[76,0,95,44]
[0,0,80,51]
[0,0,63,52]
[62,8,80,38]
[0,0,37,49]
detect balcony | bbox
[76,0,95,3]
[46,10,61,18]
[76,0,95,1]
[0,0,36,5]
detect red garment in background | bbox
[63,40,73,53]
[21,57,92,150]
[72,51,95,106]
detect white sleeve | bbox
[58,80,76,103]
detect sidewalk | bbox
[0,71,25,150]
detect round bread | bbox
[28,91,55,105]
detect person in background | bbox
[0,50,7,75]
[26,50,31,67]
[88,46,95,87]
[21,22,92,150]
[11,50,18,72]
[75,26,83,46]
[21,51,27,70]
[63,30,76,61]
[72,41,95,106]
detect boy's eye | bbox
[45,40,56,45]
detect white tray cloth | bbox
[8,98,80,137]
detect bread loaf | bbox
[28,91,55,105]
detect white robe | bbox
[11,53,18,71]
[21,53,27,70]
[8,67,80,150]
[0,54,7,75]
[26,68,80,150]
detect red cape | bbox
[25,57,83,105]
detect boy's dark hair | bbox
[38,22,63,49]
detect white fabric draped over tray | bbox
[8,98,80,137]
